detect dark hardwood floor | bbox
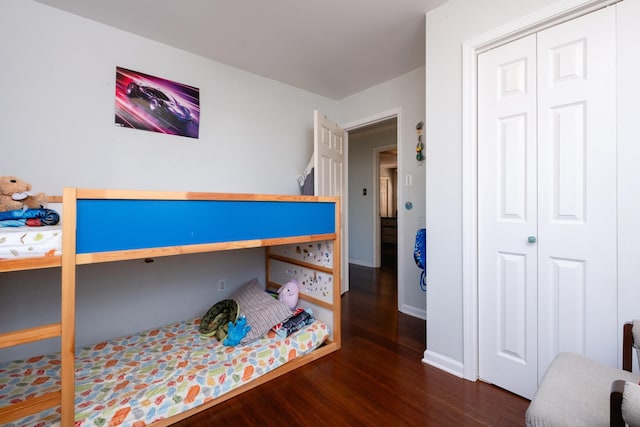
[173,264,529,426]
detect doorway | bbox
[346,118,398,271]
[378,148,397,271]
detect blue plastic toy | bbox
[414,228,427,292]
[223,315,251,346]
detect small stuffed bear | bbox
[223,316,251,346]
[278,280,300,310]
[0,176,47,212]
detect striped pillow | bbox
[231,278,292,344]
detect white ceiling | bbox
[34,0,448,100]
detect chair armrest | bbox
[611,379,626,427]
[623,322,633,372]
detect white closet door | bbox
[478,34,538,399]
[479,6,617,399]
[536,6,617,379]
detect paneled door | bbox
[380,177,391,217]
[314,110,345,198]
[478,33,538,400]
[478,7,616,399]
[314,110,347,293]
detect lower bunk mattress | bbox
[0,225,62,259]
[0,317,329,426]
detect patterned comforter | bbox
[0,318,329,426]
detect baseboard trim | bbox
[349,259,376,268]
[422,349,465,378]
[399,304,426,320]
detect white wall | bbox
[424,0,570,370]
[0,0,340,361]
[426,0,640,375]
[0,0,432,361]
[348,126,397,267]
[0,1,338,194]
[340,68,427,318]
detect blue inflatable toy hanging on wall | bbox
[413,228,426,292]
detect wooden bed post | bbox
[60,188,77,427]
[333,197,342,347]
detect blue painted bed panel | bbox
[76,199,336,254]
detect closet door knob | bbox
[528,236,537,244]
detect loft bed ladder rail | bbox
[0,323,64,423]
[0,391,62,425]
[0,193,69,424]
[59,187,77,427]
[0,323,62,349]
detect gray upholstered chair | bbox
[526,321,640,427]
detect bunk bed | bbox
[0,188,341,427]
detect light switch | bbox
[363,188,367,196]
[405,174,413,186]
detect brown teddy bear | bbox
[0,176,47,212]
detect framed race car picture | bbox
[115,67,200,139]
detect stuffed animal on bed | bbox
[0,176,47,212]
[223,315,251,346]
[278,280,300,310]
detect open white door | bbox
[314,110,348,294]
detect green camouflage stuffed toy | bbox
[199,299,239,341]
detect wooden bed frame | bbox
[0,188,341,427]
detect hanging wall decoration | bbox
[416,121,424,163]
[115,67,200,139]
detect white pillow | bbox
[622,381,640,427]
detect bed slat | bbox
[0,323,61,348]
[0,256,62,272]
[75,233,337,265]
[0,391,61,425]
